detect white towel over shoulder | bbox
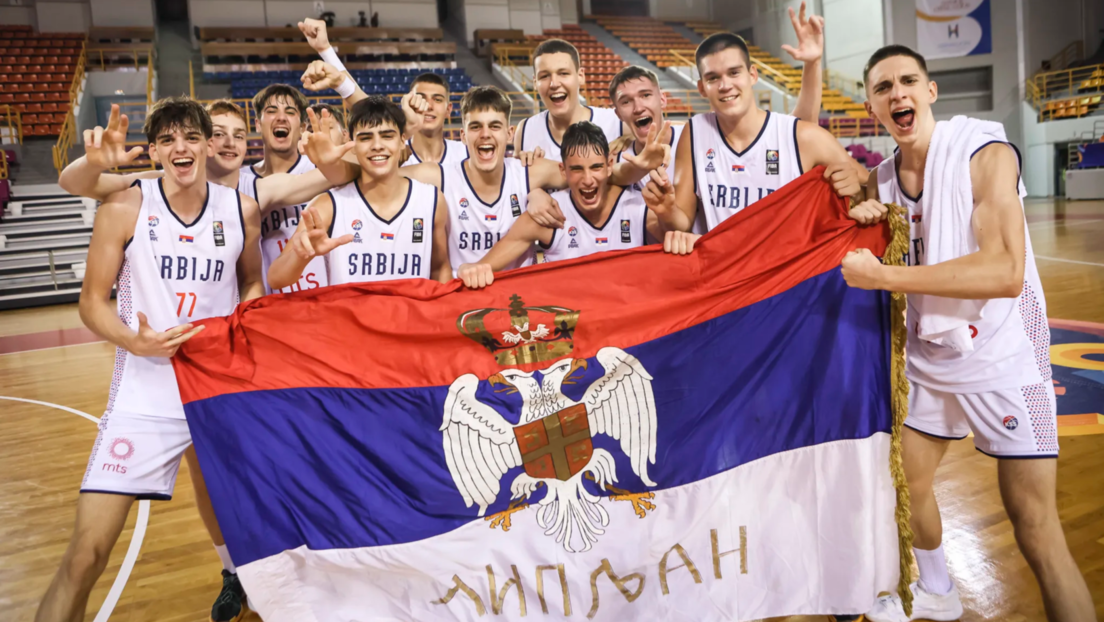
[916,115,1026,353]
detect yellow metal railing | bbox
[828,116,883,138]
[1,105,23,146]
[53,43,88,175]
[189,60,195,98]
[493,45,539,104]
[1026,61,1104,117]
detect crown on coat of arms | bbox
[457,294,580,366]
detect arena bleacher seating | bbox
[0,26,84,137]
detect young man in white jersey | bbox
[839,46,1096,622]
[641,32,868,254]
[296,17,466,166]
[458,122,662,288]
[513,39,626,162]
[306,86,667,276]
[268,96,451,288]
[35,97,265,622]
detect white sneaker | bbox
[865,581,964,622]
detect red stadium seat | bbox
[25,103,42,112]
[0,94,12,103]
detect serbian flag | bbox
[174,168,902,621]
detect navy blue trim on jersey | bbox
[716,110,770,158]
[356,177,413,225]
[893,153,923,202]
[519,118,527,152]
[129,179,141,188]
[251,175,260,203]
[429,187,438,252]
[689,117,699,199]
[539,227,556,250]
[123,179,146,251]
[969,140,1024,192]
[544,106,596,149]
[236,189,245,236]
[903,422,968,441]
[408,138,449,164]
[460,158,507,207]
[524,161,531,195]
[80,488,173,501]
[158,178,209,228]
[438,163,446,195]
[570,185,627,231]
[793,117,804,175]
[123,236,134,251]
[325,190,337,238]
[975,447,1058,460]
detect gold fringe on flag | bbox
[882,202,915,617]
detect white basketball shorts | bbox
[905,381,1059,458]
[81,410,192,500]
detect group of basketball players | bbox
[33,5,1096,622]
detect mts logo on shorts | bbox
[102,437,134,474]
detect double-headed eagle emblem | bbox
[442,296,659,552]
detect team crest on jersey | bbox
[705,162,715,173]
[459,210,469,221]
[352,219,364,230]
[148,216,159,227]
[1003,416,1019,430]
[568,226,578,237]
[510,194,521,217]
[412,218,424,243]
[460,198,470,209]
[212,220,225,247]
[706,148,715,160]
[621,220,631,243]
[766,149,779,163]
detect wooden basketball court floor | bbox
[1,198,1101,622]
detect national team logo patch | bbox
[178,235,194,244]
[412,218,424,243]
[911,214,922,223]
[596,237,608,245]
[620,220,630,232]
[147,215,159,227]
[510,194,521,217]
[460,198,470,209]
[108,437,135,461]
[705,162,716,173]
[766,149,779,163]
[380,232,394,241]
[352,219,364,230]
[485,214,498,222]
[568,226,578,237]
[706,148,716,160]
[1003,416,1019,430]
[212,220,225,247]
[621,219,631,243]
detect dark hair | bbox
[460,85,512,119]
[347,95,406,135]
[251,84,309,123]
[309,103,346,131]
[695,32,751,72]
[863,44,929,86]
[608,65,660,102]
[411,72,450,94]
[561,121,609,160]
[205,99,248,127]
[145,96,212,144]
[533,38,580,71]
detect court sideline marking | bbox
[0,395,149,622]
[1035,255,1104,268]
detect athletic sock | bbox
[215,544,237,574]
[914,545,953,595]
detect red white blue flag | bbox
[174,168,900,621]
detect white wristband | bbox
[335,76,357,99]
[319,47,347,73]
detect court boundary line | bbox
[0,395,149,622]
[0,340,106,357]
[1027,218,1103,230]
[1035,255,1104,268]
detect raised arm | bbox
[60,104,160,201]
[299,18,367,104]
[237,194,266,301]
[430,190,452,283]
[642,127,696,233]
[457,211,552,288]
[301,107,359,185]
[842,143,1026,299]
[267,193,351,290]
[79,187,203,356]
[782,1,825,124]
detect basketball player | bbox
[267,96,451,288]
[304,86,668,276]
[458,122,661,288]
[35,97,264,622]
[841,46,1095,622]
[640,33,868,255]
[297,17,464,165]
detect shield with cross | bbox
[512,404,593,481]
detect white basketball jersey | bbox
[541,186,647,262]
[326,178,437,284]
[403,138,468,167]
[443,158,534,272]
[109,179,244,419]
[239,155,326,294]
[689,111,802,231]
[520,106,623,162]
[876,144,1050,393]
